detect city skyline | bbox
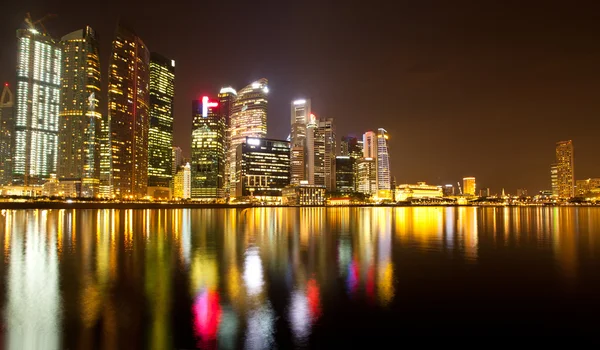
[0,2,599,193]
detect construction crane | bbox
[25,12,56,34]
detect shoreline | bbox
[0,202,594,210]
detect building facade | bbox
[290,99,311,184]
[107,24,150,198]
[173,162,191,199]
[172,146,183,175]
[282,184,325,206]
[335,156,354,194]
[356,157,377,195]
[396,182,443,201]
[363,131,377,159]
[555,140,574,198]
[191,97,226,200]
[0,84,14,185]
[313,118,335,191]
[462,177,476,196]
[148,52,175,191]
[235,137,290,201]
[13,28,62,185]
[57,27,102,197]
[228,79,268,195]
[290,146,305,185]
[376,128,391,191]
[218,87,236,195]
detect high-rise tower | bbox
[555,140,574,198]
[0,84,14,185]
[107,23,150,198]
[290,98,311,184]
[147,52,175,193]
[376,128,391,191]
[57,26,102,197]
[218,87,236,195]
[313,118,336,191]
[191,97,226,200]
[228,78,268,195]
[13,28,62,185]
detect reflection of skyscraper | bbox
[148,53,175,191]
[463,177,476,196]
[228,79,268,195]
[555,140,574,198]
[191,97,226,199]
[58,26,102,197]
[0,84,14,185]
[13,28,62,185]
[376,128,391,192]
[107,23,150,198]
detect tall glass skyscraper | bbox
[13,28,62,185]
[556,140,574,198]
[57,26,102,197]
[191,97,226,200]
[228,78,268,195]
[148,52,175,192]
[0,84,14,185]
[313,118,336,191]
[290,98,311,184]
[218,87,236,195]
[376,128,391,191]
[107,23,150,198]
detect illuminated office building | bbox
[555,140,574,198]
[219,87,236,194]
[357,158,376,195]
[313,117,336,191]
[462,177,476,196]
[363,131,376,158]
[228,78,268,195]
[191,97,226,200]
[376,128,391,191]
[173,162,191,199]
[335,156,354,193]
[13,28,62,185]
[290,98,311,184]
[550,163,558,196]
[396,182,443,201]
[235,137,290,201]
[172,146,183,175]
[0,84,14,185]
[443,184,455,196]
[147,52,175,194]
[57,26,101,197]
[107,23,150,198]
[576,178,600,196]
[305,113,317,184]
[341,135,361,159]
[290,146,305,185]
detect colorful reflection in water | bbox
[1,207,600,347]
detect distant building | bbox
[191,97,226,200]
[356,158,377,195]
[550,163,558,196]
[555,140,574,198]
[148,52,175,190]
[363,131,376,159]
[172,146,183,175]
[575,178,600,196]
[479,187,490,197]
[340,135,362,159]
[173,163,191,199]
[313,118,336,191]
[290,98,311,149]
[463,177,476,196]
[219,87,236,194]
[290,146,305,185]
[335,156,354,194]
[235,137,290,202]
[0,84,14,185]
[443,184,455,196]
[396,182,443,201]
[58,26,102,197]
[282,183,325,206]
[13,28,62,185]
[107,23,150,198]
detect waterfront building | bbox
[335,156,354,194]
[395,182,443,201]
[13,27,62,185]
[479,187,490,197]
[305,113,317,184]
[228,79,268,196]
[443,184,455,196]
[107,23,150,198]
[290,98,311,184]
[173,162,191,199]
[235,137,290,202]
[290,146,305,185]
[172,146,183,175]
[356,157,377,195]
[191,97,226,200]
[282,183,326,206]
[0,84,14,185]
[575,178,600,196]
[147,52,175,194]
[550,163,558,196]
[313,118,335,191]
[462,177,476,196]
[555,140,574,198]
[57,26,102,197]
[363,131,376,159]
[376,128,391,198]
[218,87,236,195]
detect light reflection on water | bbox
[1,207,600,347]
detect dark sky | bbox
[1,0,599,193]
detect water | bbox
[0,207,599,348]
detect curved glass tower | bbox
[376,128,391,191]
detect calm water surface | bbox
[1,207,600,348]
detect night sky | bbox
[1,1,599,193]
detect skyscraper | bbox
[376,128,391,192]
[147,52,175,193]
[555,140,574,198]
[357,158,377,195]
[57,26,102,197]
[335,156,354,193]
[218,87,236,195]
[0,84,14,185]
[228,78,268,195]
[13,28,62,185]
[305,113,317,184]
[341,135,361,159]
[363,131,376,159]
[172,146,183,175]
[463,177,476,196]
[290,146,305,185]
[107,23,150,198]
[550,163,558,196]
[191,97,226,200]
[173,162,191,200]
[290,98,311,184]
[313,117,336,191]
